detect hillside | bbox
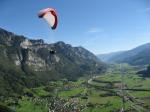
[97,43,150,65]
[97,51,124,62]
[137,65,150,77]
[0,28,106,97]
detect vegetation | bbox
[0,28,106,100]
[1,64,149,112]
[0,28,150,112]
[98,43,150,65]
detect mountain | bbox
[97,43,150,65]
[137,65,150,77]
[97,51,124,62]
[0,28,106,97]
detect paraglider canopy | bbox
[38,8,58,30]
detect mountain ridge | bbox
[97,43,150,65]
[0,28,106,97]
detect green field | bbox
[2,64,150,112]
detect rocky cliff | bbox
[0,28,106,97]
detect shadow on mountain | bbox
[137,65,150,77]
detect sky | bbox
[0,0,150,54]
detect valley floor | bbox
[1,64,150,112]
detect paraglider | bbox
[38,8,58,54]
[49,49,56,54]
[38,8,58,30]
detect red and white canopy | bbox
[38,8,58,30]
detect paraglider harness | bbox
[49,49,56,54]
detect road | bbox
[87,74,150,112]
[87,75,101,84]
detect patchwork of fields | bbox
[2,64,150,112]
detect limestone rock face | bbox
[25,50,48,71]
[0,28,106,79]
[20,39,32,49]
[0,28,107,97]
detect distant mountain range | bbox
[0,28,106,97]
[97,51,124,62]
[97,43,150,65]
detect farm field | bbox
[3,64,150,112]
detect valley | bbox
[1,1,150,112]
[0,28,149,112]
[2,64,150,112]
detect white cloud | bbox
[87,27,104,33]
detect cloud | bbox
[137,8,150,13]
[87,27,104,33]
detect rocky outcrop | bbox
[0,28,106,79]
[0,28,106,97]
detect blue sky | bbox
[0,0,150,54]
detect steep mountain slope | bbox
[0,28,106,97]
[97,43,150,65]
